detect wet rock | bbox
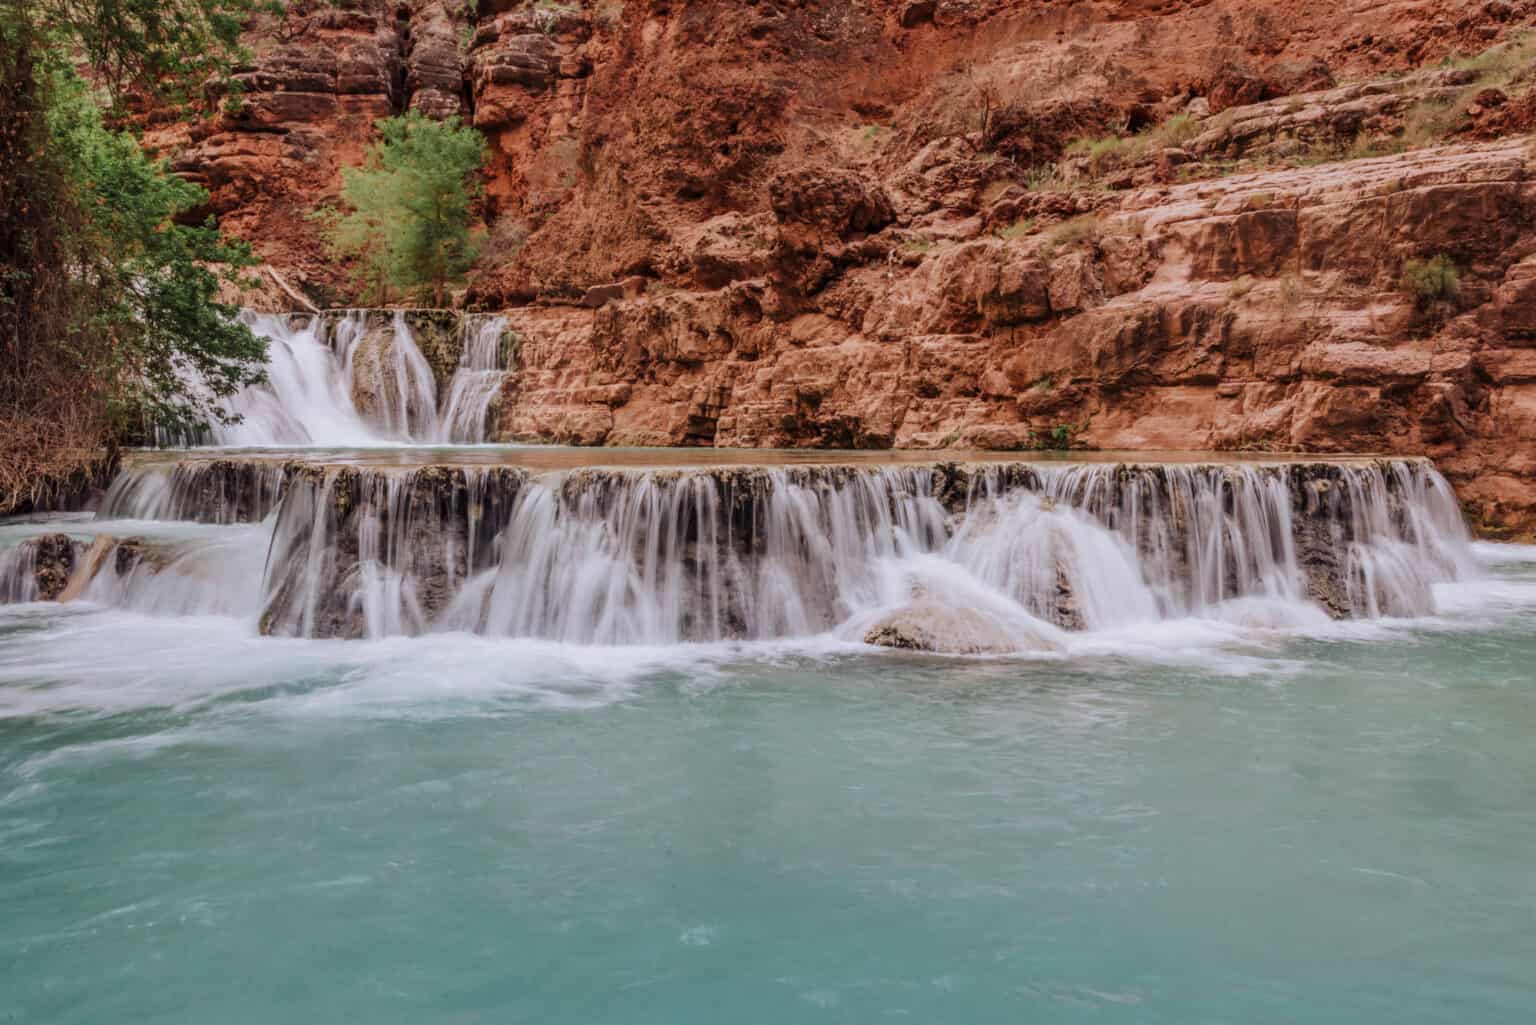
[260,465,529,639]
[863,601,1047,655]
[30,535,76,602]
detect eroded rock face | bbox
[476,138,1536,536]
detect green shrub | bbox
[1065,112,1202,177]
[997,218,1037,240]
[1027,418,1090,451]
[1046,214,1100,247]
[1401,255,1461,308]
[1400,35,1536,150]
[1447,32,1536,86]
[1024,163,1062,190]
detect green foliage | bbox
[1397,35,1536,151]
[0,0,265,486]
[996,218,1037,240]
[1401,255,1461,308]
[1065,112,1201,177]
[501,329,522,369]
[49,72,265,433]
[1026,418,1090,451]
[1445,32,1536,86]
[6,0,275,111]
[1293,130,1405,167]
[1045,214,1100,249]
[1023,163,1062,190]
[316,112,488,306]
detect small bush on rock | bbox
[1401,255,1461,308]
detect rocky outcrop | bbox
[28,535,76,602]
[0,534,78,603]
[459,136,1536,536]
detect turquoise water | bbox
[3,554,1536,1023]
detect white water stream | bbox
[201,312,512,446]
[3,456,1484,656]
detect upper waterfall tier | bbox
[187,312,516,447]
[44,453,1476,647]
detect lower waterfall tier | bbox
[2,455,1475,647]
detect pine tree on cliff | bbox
[308,112,482,307]
[315,112,488,309]
[0,0,270,509]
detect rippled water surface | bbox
[2,548,1535,1024]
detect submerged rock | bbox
[863,601,1056,656]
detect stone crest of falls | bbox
[17,456,1477,651]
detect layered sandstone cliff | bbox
[147,0,1536,536]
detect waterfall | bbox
[3,456,1479,649]
[209,313,385,446]
[0,543,41,603]
[0,534,79,603]
[248,458,1475,643]
[184,311,511,446]
[331,310,442,441]
[437,315,511,444]
[98,460,288,523]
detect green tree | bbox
[50,73,267,434]
[0,0,269,506]
[317,112,488,307]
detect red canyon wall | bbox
[146,0,1536,536]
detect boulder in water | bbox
[31,534,77,601]
[863,600,1058,655]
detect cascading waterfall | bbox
[186,311,513,446]
[0,543,42,604]
[437,315,512,444]
[98,460,288,524]
[79,528,271,619]
[1,456,1479,651]
[331,310,442,441]
[209,313,384,446]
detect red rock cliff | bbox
[149,0,1536,537]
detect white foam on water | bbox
[1472,541,1536,565]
